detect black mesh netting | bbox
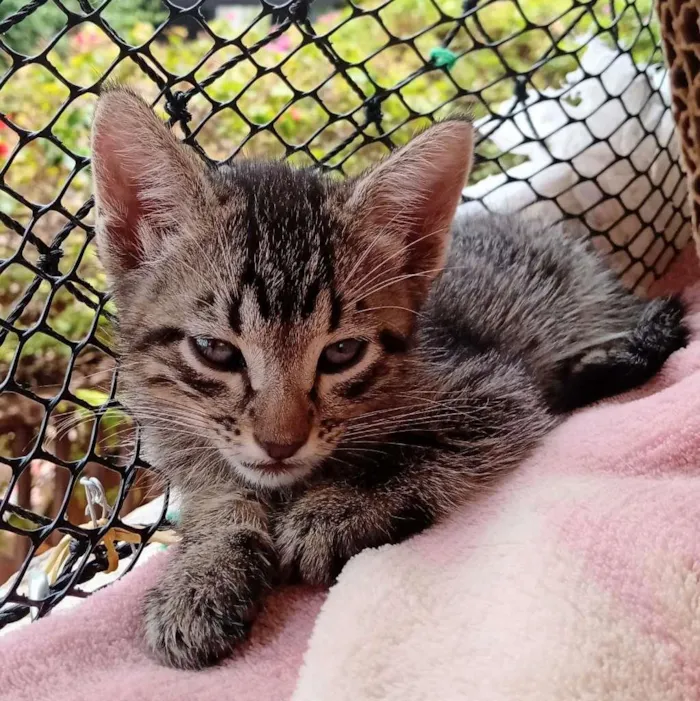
[0,0,691,630]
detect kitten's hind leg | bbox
[554,296,688,413]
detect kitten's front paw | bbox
[273,487,368,586]
[143,581,248,670]
[142,530,276,669]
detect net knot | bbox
[514,76,528,103]
[430,47,458,69]
[365,96,384,125]
[289,0,310,21]
[271,0,310,24]
[165,90,192,126]
[37,249,63,276]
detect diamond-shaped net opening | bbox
[0,0,691,629]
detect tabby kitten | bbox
[91,87,687,669]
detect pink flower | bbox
[268,33,293,54]
[71,27,103,51]
[289,107,301,121]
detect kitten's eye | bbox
[190,337,246,372]
[318,338,367,374]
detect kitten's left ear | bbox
[348,118,473,291]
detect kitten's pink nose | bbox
[259,440,305,461]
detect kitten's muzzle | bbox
[258,440,305,461]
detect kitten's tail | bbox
[553,295,688,412]
[632,295,689,366]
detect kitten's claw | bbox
[274,513,340,586]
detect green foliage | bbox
[1,0,65,58]
[74,387,110,407]
[70,388,130,452]
[0,0,663,394]
[0,0,167,58]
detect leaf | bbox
[74,388,110,408]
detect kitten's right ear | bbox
[91,87,209,276]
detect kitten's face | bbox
[91,89,472,489]
[114,165,421,488]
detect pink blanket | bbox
[2,253,700,701]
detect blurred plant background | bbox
[0,0,663,580]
